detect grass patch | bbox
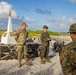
[0,30,5,36]
[28,30,61,36]
[0,30,69,36]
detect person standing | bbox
[15,22,30,68]
[59,23,76,75]
[40,25,51,64]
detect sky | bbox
[0,0,76,32]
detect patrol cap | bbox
[21,22,28,26]
[43,25,48,29]
[69,23,76,33]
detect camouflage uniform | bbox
[15,28,28,62]
[40,26,51,60]
[59,23,76,75]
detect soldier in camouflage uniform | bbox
[14,22,30,68]
[40,25,51,64]
[59,23,76,75]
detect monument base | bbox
[1,31,17,44]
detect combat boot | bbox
[45,58,51,63]
[41,58,45,64]
[25,60,30,65]
[18,61,21,68]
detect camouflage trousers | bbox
[16,45,28,62]
[40,46,49,59]
[62,64,76,75]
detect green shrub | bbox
[0,31,5,36]
[0,30,68,36]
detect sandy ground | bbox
[0,53,63,75]
[0,35,71,75]
[33,35,72,45]
[50,36,72,44]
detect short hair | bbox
[21,22,27,26]
[43,25,48,29]
[70,32,76,34]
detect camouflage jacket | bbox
[40,32,51,47]
[14,28,28,45]
[59,39,76,75]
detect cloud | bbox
[0,1,17,18]
[70,0,76,3]
[45,4,51,9]
[22,7,30,12]
[0,1,24,30]
[0,1,76,32]
[62,16,66,20]
[47,16,66,24]
[35,8,51,15]
[0,17,24,30]
[0,1,39,30]
[25,18,39,24]
[46,15,76,32]
[68,18,74,23]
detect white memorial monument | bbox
[1,11,17,44]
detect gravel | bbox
[0,35,68,75]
